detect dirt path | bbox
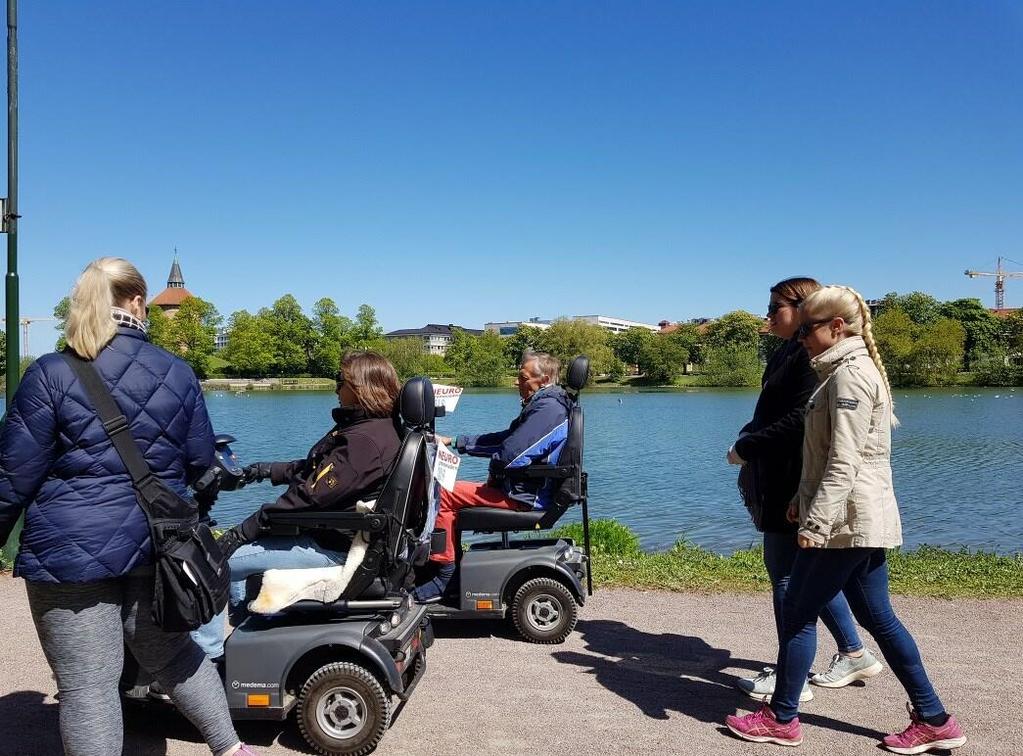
[1,575,1019,755]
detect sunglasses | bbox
[766,301,796,317]
[796,318,832,339]
[335,372,346,391]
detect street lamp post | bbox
[1,0,18,565]
[3,0,17,407]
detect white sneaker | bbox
[810,650,884,688]
[736,667,814,703]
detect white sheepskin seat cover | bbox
[248,499,376,614]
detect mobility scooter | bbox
[420,355,593,644]
[124,376,440,756]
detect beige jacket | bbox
[797,336,903,549]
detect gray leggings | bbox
[26,569,239,756]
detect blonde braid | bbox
[845,286,899,427]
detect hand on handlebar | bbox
[241,462,273,486]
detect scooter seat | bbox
[458,507,545,532]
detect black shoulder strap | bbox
[62,351,153,485]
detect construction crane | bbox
[1,316,57,360]
[964,256,1023,310]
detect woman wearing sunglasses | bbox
[191,351,403,661]
[726,286,966,754]
[729,277,881,705]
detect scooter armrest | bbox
[263,511,387,535]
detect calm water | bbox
[205,387,1023,555]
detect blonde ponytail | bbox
[65,258,147,360]
[845,286,899,426]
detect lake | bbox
[204,387,1023,555]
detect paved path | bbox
[2,575,1020,755]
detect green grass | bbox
[547,520,1023,599]
[6,520,1020,599]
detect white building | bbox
[570,315,660,334]
[384,324,482,355]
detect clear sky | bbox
[8,1,1023,354]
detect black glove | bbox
[241,462,273,485]
[216,525,249,559]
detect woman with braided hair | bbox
[725,286,967,754]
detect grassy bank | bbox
[549,520,1023,599]
[5,520,1020,599]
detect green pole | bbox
[2,0,18,565]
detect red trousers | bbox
[431,481,530,564]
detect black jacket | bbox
[238,407,402,542]
[733,338,817,533]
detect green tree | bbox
[146,305,174,351]
[53,296,71,351]
[502,327,543,369]
[875,307,965,386]
[637,331,690,383]
[352,304,384,346]
[609,327,654,368]
[704,310,763,352]
[906,318,965,386]
[444,330,507,387]
[876,292,942,325]
[938,298,1002,370]
[165,297,221,378]
[309,297,353,377]
[697,345,762,387]
[265,295,315,376]
[874,307,917,386]
[223,310,276,376]
[670,323,703,370]
[376,337,428,382]
[534,319,613,378]
[1002,309,1023,353]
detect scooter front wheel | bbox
[297,661,391,756]
[511,577,578,644]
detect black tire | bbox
[297,661,391,756]
[511,577,578,644]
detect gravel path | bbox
[2,575,1020,755]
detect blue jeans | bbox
[771,548,944,722]
[763,531,862,654]
[191,535,347,658]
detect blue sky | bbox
[9,1,1023,354]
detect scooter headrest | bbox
[565,355,590,393]
[400,377,435,429]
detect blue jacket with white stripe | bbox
[455,385,572,510]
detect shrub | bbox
[550,519,641,557]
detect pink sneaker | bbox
[882,703,967,754]
[725,704,803,747]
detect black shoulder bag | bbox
[63,352,230,631]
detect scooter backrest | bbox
[565,355,590,395]
[400,376,435,430]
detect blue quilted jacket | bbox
[0,327,215,583]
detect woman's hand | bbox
[786,503,799,523]
[726,446,745,465]
[797,533,819,549]
[241,462,272,485]
[436,435,454,448]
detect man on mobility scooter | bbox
[125,367,439,756]
[416,353,592,644]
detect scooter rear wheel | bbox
[297,661,391,756]
[511,577,578,644]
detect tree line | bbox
[44,291,1023,387]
